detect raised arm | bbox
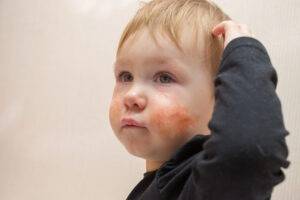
[190,21,290,200]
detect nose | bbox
[123,87,147,112]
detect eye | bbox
[155,71,175,84]
[118,71,133,82]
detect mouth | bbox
[123,125,145,129]
[121,118,146,128]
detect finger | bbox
[212,20,233,36]
[212,21,226,36]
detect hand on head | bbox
[212,20,255,49]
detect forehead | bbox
[114,28,202,70]
[114,54,178,69]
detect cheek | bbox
[149,99,198,138]
[109,97,122,129]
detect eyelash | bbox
[117,71,175,84]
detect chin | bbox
[122,140,153,159]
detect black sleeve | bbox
[190,37,290,200]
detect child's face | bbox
[109,28,215,161]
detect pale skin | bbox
[109,20,254,172]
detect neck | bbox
[145,159,164,172]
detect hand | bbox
[211,20,255,50]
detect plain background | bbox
[0,0,299,199]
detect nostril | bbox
[124,96,137,109]
[124,95,147,111]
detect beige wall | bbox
[0,0,299,199]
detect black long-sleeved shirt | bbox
[126,37,290,200]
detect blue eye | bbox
[118,71,133,82]
[155,72,175,84]
[117,71,175,84]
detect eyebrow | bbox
[114,56,179,69]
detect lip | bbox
[121,118,146,128]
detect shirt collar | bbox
[164,134,210,167]
[143,134,210,177]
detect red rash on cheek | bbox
[149,103,198,138]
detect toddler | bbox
[108,0,290,199]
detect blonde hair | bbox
[116,0,231,77]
